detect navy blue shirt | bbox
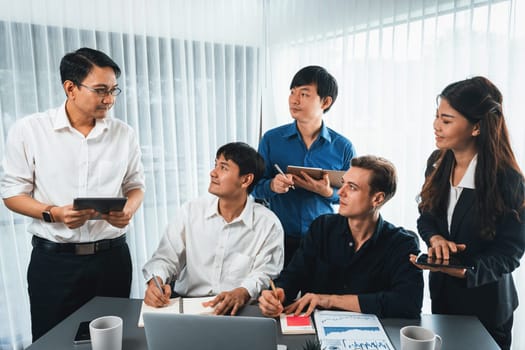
[276,214,423,318]
[252,122,355,237]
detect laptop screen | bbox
[144,313,277,350]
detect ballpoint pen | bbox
[151,274,164,294]
[273,164,295,190]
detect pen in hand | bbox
[269,280,280,303]
[274,164,295,190]
[151,274,165,295]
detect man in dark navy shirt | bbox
[259,155,423,319]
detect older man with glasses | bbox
[1,47,145,341]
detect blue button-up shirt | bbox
[252,121,355,237]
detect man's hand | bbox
[428,235,466,259]
[143,277,171,307]
[101,206,134,228]
[292,172,333,197]
[283,293,330,317]
[271,173,295,193]
[258,288,285,317]
[203,287,250,315]
[53,205,96,229]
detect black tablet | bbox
[73,197,127,216]
[416,253,475,270]
[287,166,346,188]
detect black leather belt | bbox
[31,234,127,256]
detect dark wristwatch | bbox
[42,205,56,223]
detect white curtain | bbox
[1,0,525,349]
[0,0,263,348]
[263,0,525,348]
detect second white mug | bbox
[400,325,442,350]
[89,315,123,350]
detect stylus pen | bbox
[274,164,295,190]
[151,274,164,294]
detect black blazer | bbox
[417,152,525,327]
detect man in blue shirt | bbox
[252,66,356,265]
[258,156,423,319]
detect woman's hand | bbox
[428,235,466,259]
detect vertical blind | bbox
[0,0,262,348]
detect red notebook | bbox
[280,314,316,334]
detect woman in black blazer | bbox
[410,76,525,350]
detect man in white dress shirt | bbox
[142,142,284,315]
[1,47,145,341]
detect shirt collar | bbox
[344,214,385,246]
[53,100,108,134]
[204,195,254,227]
[455,154,477,190]
[283,121,332,143]
[369,215,385,245]
[53,101,72,130]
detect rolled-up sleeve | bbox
[1,120,35,198]
[122,130,145,194]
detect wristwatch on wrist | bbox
[42,205,56,223]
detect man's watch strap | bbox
[42,205,56,223]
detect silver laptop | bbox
[143,312,278,350]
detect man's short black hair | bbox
[289,65,338,112]
[216,142,265,193]
[60,47,121,85]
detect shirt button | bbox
[348,242,354,247]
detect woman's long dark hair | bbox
[419,76,524,239]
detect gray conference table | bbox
[26,296,499,349]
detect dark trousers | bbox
[482,315,513,350]
[284,235,302,267]
[27,242,132,341]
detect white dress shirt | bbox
[142,195,284,298]
[447,154,477,232]
[0,101,145,242]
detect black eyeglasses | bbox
[78,83,122,97]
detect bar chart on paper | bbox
[314,310,394,350]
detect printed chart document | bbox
[138,296,215,327]
[314,310,394,350]
[286,166,346,188]
[280,313,316,334]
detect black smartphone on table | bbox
[416,253,475,270]
[73,320,91,344]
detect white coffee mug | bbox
[89,315,123,350]
[400,325,442,350]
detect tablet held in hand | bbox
[416,253,475,270]
[286,165,346,188]
[73,197,127,219]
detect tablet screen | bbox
[416,253,474,270]
[73,197,127,218]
